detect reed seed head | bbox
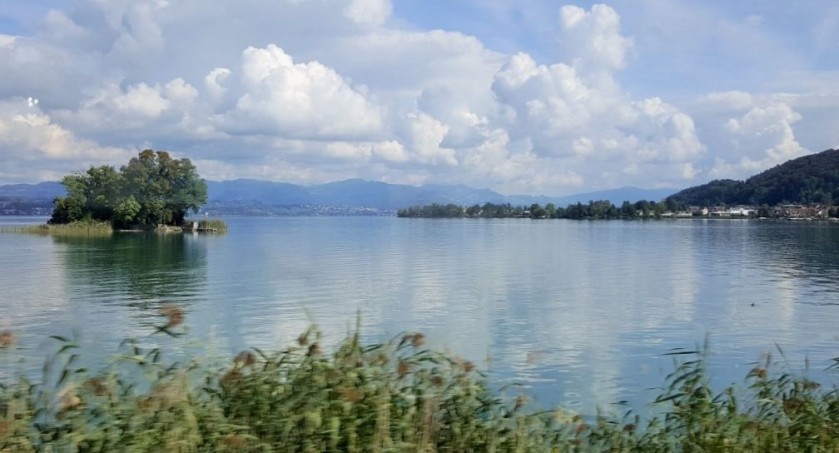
[336,387,365,403]
[401,332,426,348]
[748,367,768,379]
[411,333,425,348]
[802,379,821,390]
[307,342,321,357]
[742,421,759,431]
[221,369,242,388]
[783,397,803,414]
[514,394,528,410]
[84,377,109,396]
[58,384,82,413]
[160,304,184,328]
[0,420,11,439]
[234,350,257,368]
[221,434,248,449]
[0,330,15,348]
[397,360,410,377]
[148,383,187,409]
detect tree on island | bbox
[50,150,207,228]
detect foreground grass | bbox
[1,320,839,452]
[1,219,113,236]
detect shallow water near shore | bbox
[2,215,839,416]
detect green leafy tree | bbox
[620,201,636,219]
[113,196,141,228]
[84,165,123,220]
[465,204,481,217]
[121,150,207,226]
[49,195,85,224]
[49,150,207,228]
[545,203,557,219]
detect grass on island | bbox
[3,218,229,237]
[197,219,228,233]
[1,219,113,237]
[183,218,229,233]
[1,314,839,452]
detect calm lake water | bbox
[2,216,839,415]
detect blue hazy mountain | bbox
[0,181,65,199]
[1,179,677,212]
[551,186,677,206]
[207,179,675,209]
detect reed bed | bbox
[184,219,228,233]
[1,319,839,451]
[198,219,228,233]
[1,220,113,237]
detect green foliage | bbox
[397,203,467,218]
[49,150,207,228]
[113,196,141,228]
[183,219,229,233]
[197,219,228,232]
[399,199,670,220]
[668,148,839,206]
[3,324,839,452]
[49,195,85,224]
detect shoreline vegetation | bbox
[1,218,228,236]
[2,318,839,451]
[398,200,839,221]
[2,219,114,236]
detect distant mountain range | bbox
[0,182,65,200]
[0,179,676,215]
[205,180,676,211]
[10,147,839,215]
[667,148,839,206]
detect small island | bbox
[18,150,225,235]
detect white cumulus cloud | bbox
[344,0,392,26]
[226,44,383,140]
[559,4,634,73]
[710,101,807,179]
[0,99,131,182]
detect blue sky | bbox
[0,0,837,195]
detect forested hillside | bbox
[667,149,839,206]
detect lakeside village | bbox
[396,200,839,220]
[663,204,833,220]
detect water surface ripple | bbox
[2,216,839,414]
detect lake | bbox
[2,216,839,416]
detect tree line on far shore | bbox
[398,200,679,220]
[398,199,839,219]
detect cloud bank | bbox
[0,0,836,194]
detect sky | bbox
[0,0,838,196]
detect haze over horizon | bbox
[1,0,837,196]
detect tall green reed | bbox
[2,315,839,452]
